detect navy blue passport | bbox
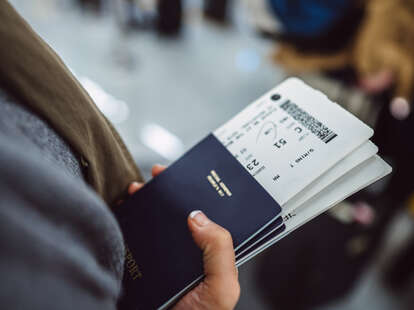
[115,134,281,309]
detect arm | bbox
[0,135,124,310]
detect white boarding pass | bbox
[214,78,374,205]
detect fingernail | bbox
[128,182,143,195]
[189,210,209,227]
[130,182,142,191]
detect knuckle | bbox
[219,228,233,245]
[208,225,233,249]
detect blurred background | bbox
[9,0,414,309]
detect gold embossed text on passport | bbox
[125,244,143,280]
[207,170,232,197]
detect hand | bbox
[127,165,240,310]
[126,164,166,194]
[173,210,240,310]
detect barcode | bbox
[280,100,337,143]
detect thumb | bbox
[187,210,240,308]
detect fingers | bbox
[187,211,240,308]
[188,211,237,279]
[126,164,166,199]
[152,164,166,177]
[128,182,143,195]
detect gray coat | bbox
[0,132,125,310]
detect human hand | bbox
[172,209,240,310]
[127,165,240,310]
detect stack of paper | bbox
[214,78,391,266]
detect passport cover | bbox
[115,134,282,309]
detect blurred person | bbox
[127,0,231,36]
[156,0,230,36]
[203,0,231,24]
[113,0,231,36]
[113,0,183,36]
[271,0,414,108]
[0,1,240,310]
[77,0,103,12]
[156,0,182,36]
[114,0,157,32]
[261,0,414,224]
[267,0,363,54]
